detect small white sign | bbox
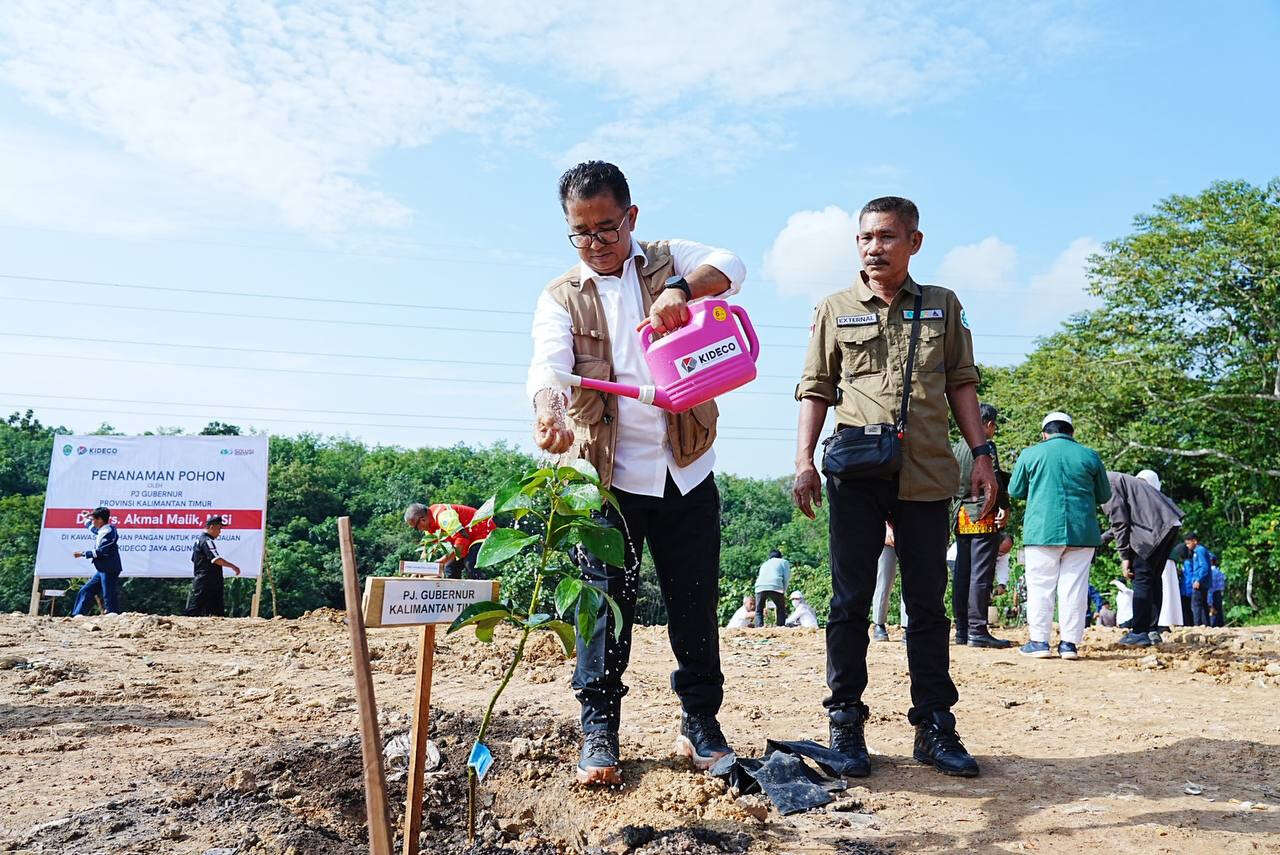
[400,560,443,577]
[373,578,495,626]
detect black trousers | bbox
[1210,591,1224,627]
[953,532,1001,638]
[755,590,789,627]
[826,475,958,725]
[1191,586,1210,625]
[572,473,723,733]
[1131,530,1177,634]
[185,570,225,617]
[444,541,488,580]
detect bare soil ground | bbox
[2,612,1278,854]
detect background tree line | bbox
[1,179,1276,624]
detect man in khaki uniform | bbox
[793,196,997,779]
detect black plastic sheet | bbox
[709,739,852,815]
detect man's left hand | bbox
[641,288,690,336]
[971,455,999,521]
[73,551,83,558]
[1193,580,1200,590]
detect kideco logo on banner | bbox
[79,447,118,456]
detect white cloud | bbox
[0,128,261,238]
[0,1,1097,234]
[762,206,860,303]
[935,236,1019,293]
[1030,237,1102,294]
[562,115,781,178]
[0,1,547,233]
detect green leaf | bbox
[601,590,625,641]
[554,577,583,617]
[446,601,511,635]
[598,486,622,514]
[547,517,578,550]
[476,528,539,568]
[495,478,534,514]
[525,612,552,627]
[521,467,554,494]
[534,619,577,656]
[569,458,601,485]
[576,598,599,646]
[561,483,603,513]
[474,615,509,643]
[470,495,496,526]
[573,522,625,568]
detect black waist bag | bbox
[821,424,901,480]
[820,292,923,481]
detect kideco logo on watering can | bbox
[674,336,741,378]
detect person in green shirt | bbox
[1007,412,1111,661]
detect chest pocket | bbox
[566,354,611,426]
[915,324,946,373]
[838,325,885,377]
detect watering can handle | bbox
[639,321,656,351]
[731,304,760,360]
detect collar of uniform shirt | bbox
[853,269,922,303]
[578,239,647,286]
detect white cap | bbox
[1042,411,1073,429]
[1135,469,1161,491]
[789,590,804,601]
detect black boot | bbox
[913,710,979,778]
[828,704,871,778]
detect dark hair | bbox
[859,196,920,232]
[559,161,631,212]
[1043,420,1074,436]
[91,506,110,523]
[1185,533,1199,541]
[769,549,783,559]
[978,403,999,425]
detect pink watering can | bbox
[555,298,760,413]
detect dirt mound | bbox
[4,615,1280,854]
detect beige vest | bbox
[543,240,719,489]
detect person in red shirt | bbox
[403,502,496,579]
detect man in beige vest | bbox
[527,161,746,786]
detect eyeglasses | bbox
[567,211,630,249]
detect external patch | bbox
[836,313,878,327]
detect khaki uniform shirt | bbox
[796,272,979,501]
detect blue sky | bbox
[1,1,1277,479]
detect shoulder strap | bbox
[897,291,923,438]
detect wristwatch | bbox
[971,442,994,459]
[664,275,692,299]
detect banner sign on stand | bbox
[34,435,269,580]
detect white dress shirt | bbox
[527,238,746,498]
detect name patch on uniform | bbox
[902,309,944,320]
[836,313,878,327]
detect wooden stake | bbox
[28,572,41,617]
[338,516,395,855]
[401,624,436,855]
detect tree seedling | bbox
[443,459,625,843]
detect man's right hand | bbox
[1121,558,1134,580]
[534,410,574,454]
[792,464,823,519]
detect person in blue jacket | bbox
[1182,534,1213,626]
[1209,555,1227,627]
[71,507,123,615]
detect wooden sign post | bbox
[357,568,499,855]
[338,517,396,855]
